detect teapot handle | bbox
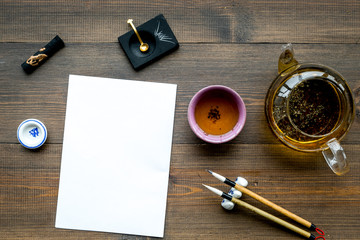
[278,43,299,74]
[322,138,350,176]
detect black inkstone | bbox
[118,14,179,71]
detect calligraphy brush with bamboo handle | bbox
[203,184,316,240]
[207,170,316,230]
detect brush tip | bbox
[202,184,211,191]
[202,184,214,191]
[202,184,223,197]
[207,169,213,174]
[207,170,226,183]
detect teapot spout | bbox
[278,43,298,74]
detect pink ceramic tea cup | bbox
[187,85,246,144]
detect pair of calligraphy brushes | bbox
[204,170,317,239]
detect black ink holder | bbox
[118,14,179,71]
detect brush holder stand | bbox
[221,177,248,210]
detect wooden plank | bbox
[1,43,360,144]
[1,0,359,43]
[0,143,359,239]
[1,1,360,239]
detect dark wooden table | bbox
[1,1,360,239]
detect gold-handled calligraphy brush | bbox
[203,184,316,240]
[207,170,316,230]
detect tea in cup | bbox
[188,85,246,143]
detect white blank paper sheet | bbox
[55,75,177,237]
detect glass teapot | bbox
[265,44,355,175]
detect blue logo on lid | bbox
[29,127,39,137]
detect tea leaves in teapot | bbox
[288,79,341,137]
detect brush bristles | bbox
[202,184,223,197]
[207,170,226,182]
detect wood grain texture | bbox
[1,143,359,239]
[1,0,360,43]
[1,43,360,144]
[1,0,360,239]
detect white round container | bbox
[17,119,47,149]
